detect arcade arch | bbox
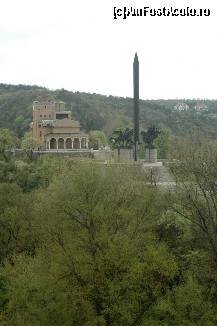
[50,138,57,149]
[58,138,64,149]
[66,138,72,149]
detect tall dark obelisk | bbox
[133,52,140,161]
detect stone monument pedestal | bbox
[114,148,133,162]
[145,148,157,163]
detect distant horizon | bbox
[1,81,217,102]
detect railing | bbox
[34,149,92,153]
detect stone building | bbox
[174,103,190,111]
[31,101,89,150]
[193,103,208,111]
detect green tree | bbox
[141,126,160,150]
[14,115,26,137]
[21,132,42,160]
[169,138,217,266]
[0,128,16,162]
[0,129,17,182]
[154,128,171,159]
[0,183,38,264]
[21,132,41,150]
[1,163,178,325]
[109,128,133,159]
[89,130,107,149]
[147,276,217,325]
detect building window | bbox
[40,131,42,137]
[44,115,46,117]
[56,113,68,120]
[40,115,42,117]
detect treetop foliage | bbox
[0,144,216,324]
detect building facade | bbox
[174,103,190,111]
[31,101,89,150]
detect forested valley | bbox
[1,84,217,325]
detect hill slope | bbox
[1,83,217,138]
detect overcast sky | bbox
[0,0,216,99]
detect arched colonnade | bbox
[47,137,88,150]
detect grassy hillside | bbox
[1,83,217,138]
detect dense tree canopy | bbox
[1,83,217,324]
[0,133,216,324]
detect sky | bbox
[0,0,217,99]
